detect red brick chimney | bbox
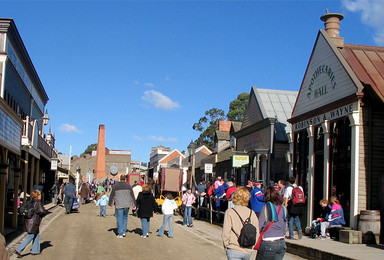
[94,125,106,179]
[321,9,344,48]
[219,121,231,132]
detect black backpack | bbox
[232,208,256,248]
[19,201,35,219]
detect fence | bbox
[194,195,231,224]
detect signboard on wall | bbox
[293,102,357,132]
[236,127,271,152]
[232,155,249,168]
[292,32,358,117]
[204,163,213,173]
[51,159,58,170]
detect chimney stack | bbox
[320,9,344,48]
[94,124,106,179]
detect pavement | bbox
[4,201,384,260]
[285,233,384,260]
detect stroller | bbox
[71,196,80,213]
[310,220,322,238]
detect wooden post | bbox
[0,147,9,234]
[35,158,40,188]
[209,197,213,225]
[30,157,35,194]
[23,153,29,206]
[12,156,21,228]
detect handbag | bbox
[254,205,282,250]
[72,197,80,209]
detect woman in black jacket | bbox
[15,190,47,257]
[136,185,157,238]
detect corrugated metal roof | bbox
[340,43,384,101]
[254,88,298,141]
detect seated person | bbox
[311,199,331,238]
[320,196,346,238]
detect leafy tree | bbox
[193,108,226,150]
[80,143,97,157]
[227,92,249,122]
[80,143,109,157]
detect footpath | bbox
[285,232,384,260]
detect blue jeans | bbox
[16,233,40,254]
[256,240,286,260]
[53,194,58,205]
[288,215,302,237]
[141,217,150,236]
[158,214,174,237]
[115,208,129,236]
[64,196,73,213]
[100,206,106,217]
[183,206,192,225]
[226,248,252,260]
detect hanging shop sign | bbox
[232,155,249,168]
[204,163,213,174]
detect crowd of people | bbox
[9,174,346,259]
[193,175,346,260]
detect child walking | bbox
[157,193,178,238]
[182,188,196,227]
[96,191,109,217]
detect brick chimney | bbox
[219,121,231,132]
[320,9,344,48]
[94,124,106,179]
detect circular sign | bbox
[110,165,118,176]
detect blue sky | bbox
[1,0,383,163]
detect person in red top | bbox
[225,181,237,199]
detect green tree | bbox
[227,92,249,122]
[192,108,226,150]
[80,143,97,157]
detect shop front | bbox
[288,12,384,236]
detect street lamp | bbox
[41,110,49,136]
[187,141,197,189]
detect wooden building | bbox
[288,11,384,240]
[0,18,57,235]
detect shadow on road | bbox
[41,240,53,251]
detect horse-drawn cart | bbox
[155,167,184,208]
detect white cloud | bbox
[149,135,177,142]
[342,0,384,45]
[133,80,140,85]
[142,90,180,110]
[59,123,82,133]
[132,135,144,141]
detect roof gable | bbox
[292,30,360,118]
[242,87,264,129]
[159,149,185,164]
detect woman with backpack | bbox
[222,187,259,260]
[256,187,287,260]
[15,190,47,257]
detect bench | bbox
[327,226,351,240]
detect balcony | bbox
[22,116,58,159]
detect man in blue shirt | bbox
[63,180,76,214]
[250,182,265,217]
